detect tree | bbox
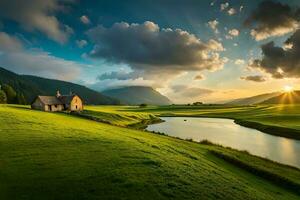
[16,93,27,105]
[0,90,7,104]
[2,84,16,103]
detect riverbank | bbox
[126,104,300,140]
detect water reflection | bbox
[146,117,300,168]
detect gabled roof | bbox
[58,95,75,104]
[37,96,63,105]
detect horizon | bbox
[1,0,300,103]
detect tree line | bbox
[0,84,27,104]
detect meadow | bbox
[1,104,300,199]
[83,104,300,139]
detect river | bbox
[146,117,300,168]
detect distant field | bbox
[1,104,300,199]
[93,104,300,139]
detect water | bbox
[146,117,300,168]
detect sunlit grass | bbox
[1,104,300,199]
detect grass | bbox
[1,104,300,199]
[108,104,300,139]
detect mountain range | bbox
[102,86,172,105]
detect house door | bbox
[49,105,52,111]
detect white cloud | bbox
[239,5,244,12]
[0,32,81,81]
[80,15,91,25]
[208,19,219,34]
[220,3,229,11]
[227,8,236,15]
[229,29,239,36]
[234,59,245,65]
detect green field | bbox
[1,104,300,199]
[83,104,300,139]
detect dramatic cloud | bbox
[0,32,23,52]
[76,39,87,48]
[245,1,300,41]
[240,75,266,82]
[194,74,205,80]
[249,29,300,79]
[87,21,226,81]
[171,85,214,98]
[208,19,219,34]
[80,15,91,25]
[0,0,73,43]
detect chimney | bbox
[56,90,61,97]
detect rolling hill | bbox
[102,86,172,105]
[0,67,120,105]
[226,92,281,105]
[261,91,300,104]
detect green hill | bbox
[226,92,281,105]
[261,91,300,104]
[0,67,120,105]
[1,104,300,199]
[102,86,172,105]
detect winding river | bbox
[146,117,300,168]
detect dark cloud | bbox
[171,85,214,98]
[250,29,300,79]
[240,75,266,82]
[87,21,226,81]
[0,0,74,43]
[245,1,300,40]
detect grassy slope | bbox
[1,105,300,199]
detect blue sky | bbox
[1,0,300,103]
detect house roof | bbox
[38,96,63,105]
[58,95,75,104]
[33,94,81,105]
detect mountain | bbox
[0,67,120,105]
[102,86,172,105]
[261,91,300,104]
[226,92,281,105]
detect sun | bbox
[284,85,294,92]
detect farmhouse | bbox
[31,91,83,112]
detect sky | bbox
[1,0,300,103]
